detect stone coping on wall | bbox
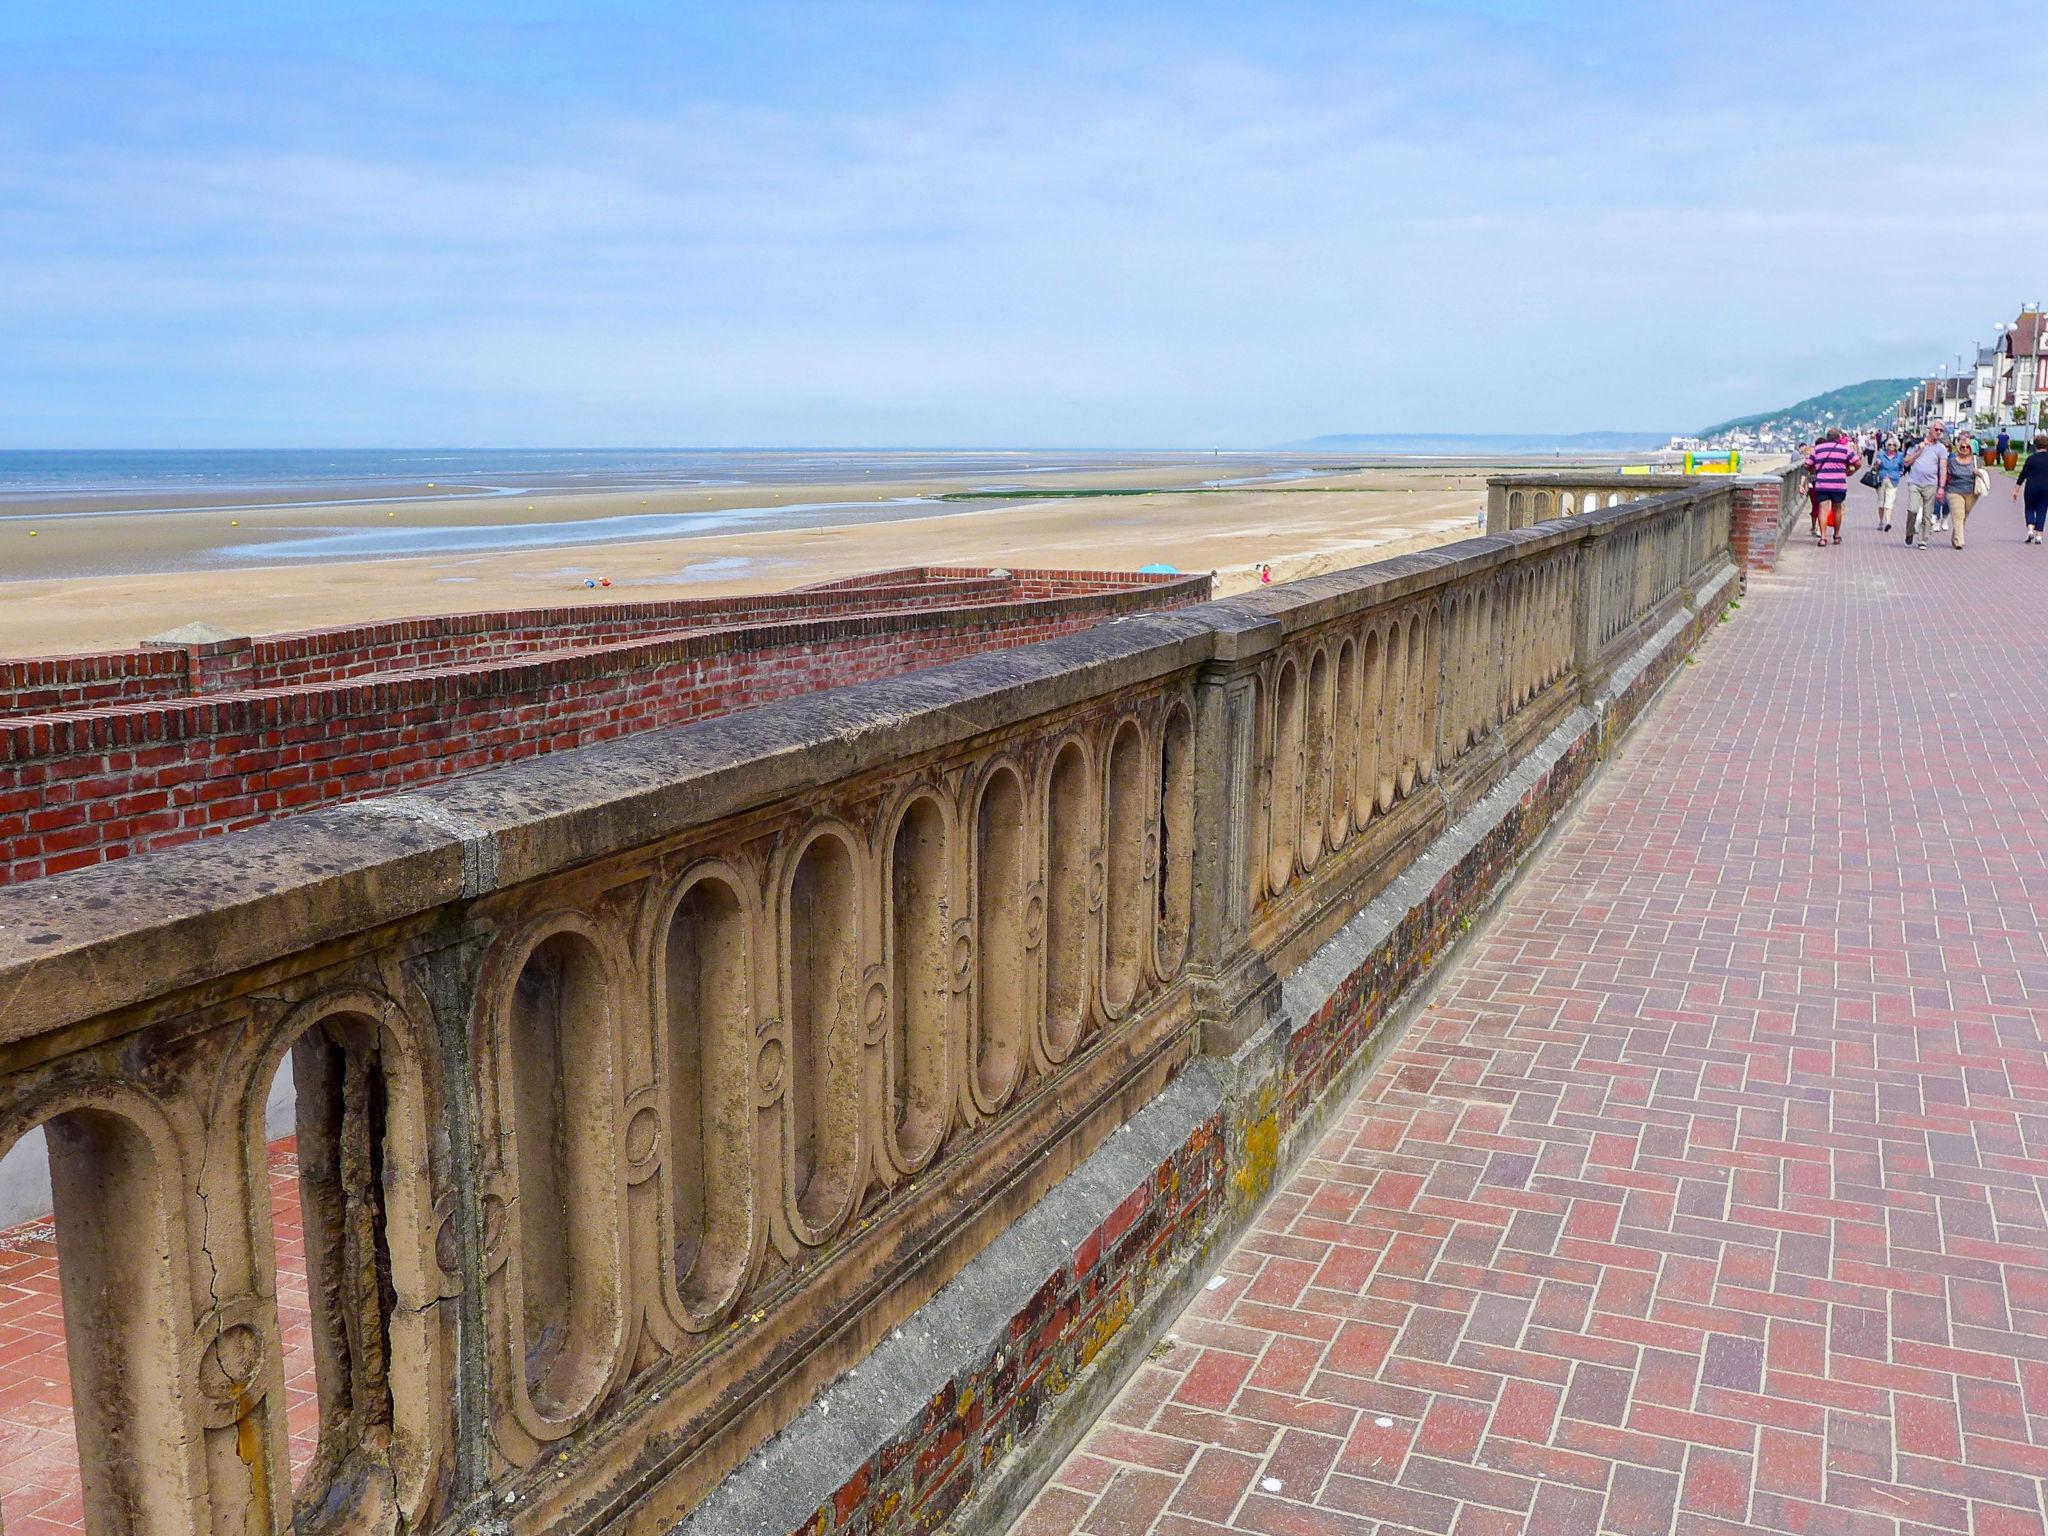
[1484,470,1711,487]
[651,554,1737,1536]
[0,489,1726,1046]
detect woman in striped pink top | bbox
[1804,429,1860,547]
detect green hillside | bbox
[1700,378,1917,436]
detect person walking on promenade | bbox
[1944,435,1985,549]
[1797,440,1823,538]
[1873,435,1905,531]
[1804,428,1858,546]
[1902,422,1948,548]
[1996,426,2011,467]
[2016,435,2048,544]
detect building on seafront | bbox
[0,470,1797,1536]
[1896,304,2048,437]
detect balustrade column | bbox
[1484,482,1512,536]
[1573,530,1604,705]
[415,932,498,1511]
[1187,616,1283,1055]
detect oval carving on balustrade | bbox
[775,821,869,1247]
[880,783,951,1175]
[1398,611,1422,798]
[971,759,1031,1110]
[1100,715,1149,1019]
[623,1092,662,1180]
[1268,655,1302,894]
[485,911,629,1443]
[861,963,891,1046]
[651,856,757,1335]
[471,1184,510,1276]
[1420,604,1442,784]
[192,1293,272,1430]
[1376,620,1402,812]
[1300,645,1330,874]
[1041,736,1094,1063]
[1154,698,1195,982]
[754,1028,786,1106]
[1353,624,1381,828]
[1329,637,1357,848]
[949,919,974,991]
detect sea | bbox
[0,448,1260,501]
[0,440,1660,501]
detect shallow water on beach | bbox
[218,498,936,560]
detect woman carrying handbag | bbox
[1944,436,1985,549]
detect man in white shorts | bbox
[1901,423,1948,549]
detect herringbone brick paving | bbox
[1021,478,2048,1535]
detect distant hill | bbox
[1280,431,1670,454]
[1699,379,1916,437]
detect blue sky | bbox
[2,1,2036,447]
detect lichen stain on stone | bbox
[1076,1288,1132,1372]
[235,1396,269,1516]
[1233,1107,1279,1212]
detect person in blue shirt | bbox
[2014,436,2048,545]
[1872,436,1907,533]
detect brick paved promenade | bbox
[1021,478,2048,1536]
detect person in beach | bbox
[2015,436,2048,544]
[1943,434,1985,549]
[1901,422,1948,549]
[1872,435,1905,531]
[1804,428,1858,546]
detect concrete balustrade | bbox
[1485,469,1690,534]
[0,480,1741,1536]
[1487,465,1815,577]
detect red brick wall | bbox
[0,567,1182,716]
[239,575,1017,689]
[0,649,193,718]
[1729,480,1788,573]
[0,572,1209,883]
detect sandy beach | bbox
[0,453,1571,656]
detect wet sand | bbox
[0,456,1543,656]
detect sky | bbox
[2,1,2041,448]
